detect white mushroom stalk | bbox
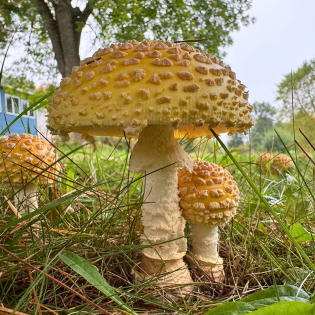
[190,223,221,265]
[130,125,193,285]
[13,182,38,214]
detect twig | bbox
[28,264,42,315]
[33,304,58,315]
[174,39,205,43]
[0,306,30,315]
[4,196,40,240]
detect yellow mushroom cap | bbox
[47,39,254,140]
[0,133,60,185]
[269,154,294,175]
[256,153,273,173]
[178,160,239,226]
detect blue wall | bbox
[0,86,38,135]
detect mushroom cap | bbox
[256,153,273,173]
[178,160,239,226]
[47,39,254,140]
[269,154,294,175]
[0,133,60,186]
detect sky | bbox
[224,0,315,107]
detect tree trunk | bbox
[36,0,93,77]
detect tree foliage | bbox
[227,132,246,149]
[250,102,276,151]
[276,60,315,119]
[0,0,255,78]
[276,59,315,151]
[228,102,279,152]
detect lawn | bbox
[1,130,315,314]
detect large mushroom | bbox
[0,133,59,214]
[178,160,239,282]
[47,40,253,292]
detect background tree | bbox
[263,122,292,152]
[228,102,277,151]
[227,133,247,149]
[250,102,276,151]
[276,59,315,151]
[227,102,293,153]
[277,60,315,119]
[0,0,254,78]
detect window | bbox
[6,95,20,114]
[21,100,35,118]
[22,100,28,114]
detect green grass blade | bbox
[274,128,315,203]
[210,129,315,272]
[59,251,135,314]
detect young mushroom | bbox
[269,154,294,175]
[178,160,239,282]
[46,39,254,296]
[256,152,273,174]
[0,133,59,214]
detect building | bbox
[0,85,38,135]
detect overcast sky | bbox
[224,0,315,106]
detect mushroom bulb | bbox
[0,133,59,214]
[178,160,239,282]
[270,154,294,175]
[46,39,254,296]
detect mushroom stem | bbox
[13,182,38,214]
[130,125,193,282]
[190,222,224,281]
[190,223,221,264]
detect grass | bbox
[1,130,315,314]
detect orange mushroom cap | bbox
[178,160,239,226]
[269,154,294,175]
[256,152,273,173]
[47,39,254,141]
[0,133,60,185]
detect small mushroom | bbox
[178,160,239,282]
[256,153,273,174]
[269,154,294,175]
[0,133,60,214]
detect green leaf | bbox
[239,301,315,315]
[242,285,310,308]
[202,285,311,315]
[203,301,256,315]
[59,251,134,314]
[289,223,315,242]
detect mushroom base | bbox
[196,263,225,283]
[13,183,38,214]
[132,254,193,302]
